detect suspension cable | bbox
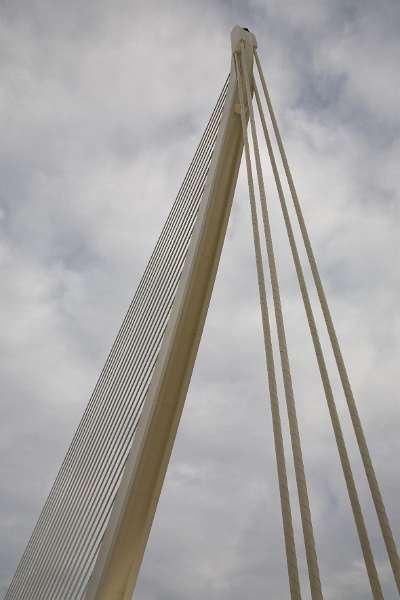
[253,49,384,599]
[235,47,302,600]
[240,46,323,600]
[6,79,228,600]
[7,82,228,600]
[254,47,400,594]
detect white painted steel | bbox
[84,26,256,600]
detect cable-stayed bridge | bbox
[5,26,400,600]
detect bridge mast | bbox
[84,26,256,600]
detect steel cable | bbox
[30,125,217,600]
[6,81,228,600]
[35,118,222,600]
[254,47,400,594]
[253,49,384,599]
[6,80,228,600]
[14,134,216,600]
[17,142,219,600]
[47,200,205,600]
[235,48,302,600]
[241,49,323,599]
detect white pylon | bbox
[84,26,256,600]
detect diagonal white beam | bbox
[84,26,256,600]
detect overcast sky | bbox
[1,1,399,598]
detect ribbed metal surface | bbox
[5,78,228,600]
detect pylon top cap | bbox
[231,26,257,53]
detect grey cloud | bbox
[1,0,399,599]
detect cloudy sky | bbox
[1,0,399,598]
